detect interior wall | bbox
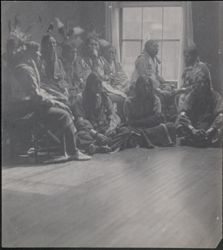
[1,1,81,53]
[78,1,106,37]
[192,1,221,93]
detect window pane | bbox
[161,41,180,81]
[121,6,183,83]
[142,7,162,41]
[122,41,141,79]
[163,7,182,39]
[123,8,142,39]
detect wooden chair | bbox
[3,112,68,164]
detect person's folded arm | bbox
[128,113,164,128]
[15,65,53,106]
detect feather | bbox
[73,26,84,36]
[58,27,66,37]
[55,17,64,29]
[55,17,66,38]
[98,39,110,47]
[47,23,54,33]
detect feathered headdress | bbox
[54,17,85,50]
[7,15,32,47]
[8,27,31,44]
[85,28,109,48]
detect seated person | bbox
[176,44,212,112]
[72,73,122,154]
[5,35,91,161]
[74,32,108,90]
[40,32,70,99]
[60,43,86,108]
[59,25,85,100]
[130,39,175,117]
[124,76,176,147]
[131,40,162,89]
[24,41,70,107]
[103,45,130,93]
[176,72,223,147]
[60,43,76,85]
[74,32,127,120]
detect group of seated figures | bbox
[2,20,223,162]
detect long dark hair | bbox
[82,73,105,120]
[187,72,213,116]
[135,76,155,103]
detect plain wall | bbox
[192,1,221,93]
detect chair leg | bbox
[9,130,16,160]
[34,122,69,163]
[62,134,68,158]
[46,135,50,158]
[33,133,39,164]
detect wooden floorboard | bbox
[2,146,222,248]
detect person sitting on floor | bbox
[124,76,176,147]
[176,70,223,147]
[129,39,175,119]
[72,72,122,154]
[72,72,150,154]
[5,34,91,161]
[176,44,212,112]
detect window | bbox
[120,5,183,82]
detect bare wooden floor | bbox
[2,146,222,248]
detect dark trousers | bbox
[40,106,78,155]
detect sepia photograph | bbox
[1,1,223,248]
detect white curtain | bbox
[105,1,121,61]
[182,1,194,49]
[178,1,194,87]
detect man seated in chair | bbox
[4,32,91,161]
[40,32,70,101]
[176,71,223,147]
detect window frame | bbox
[119,1,183,85]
